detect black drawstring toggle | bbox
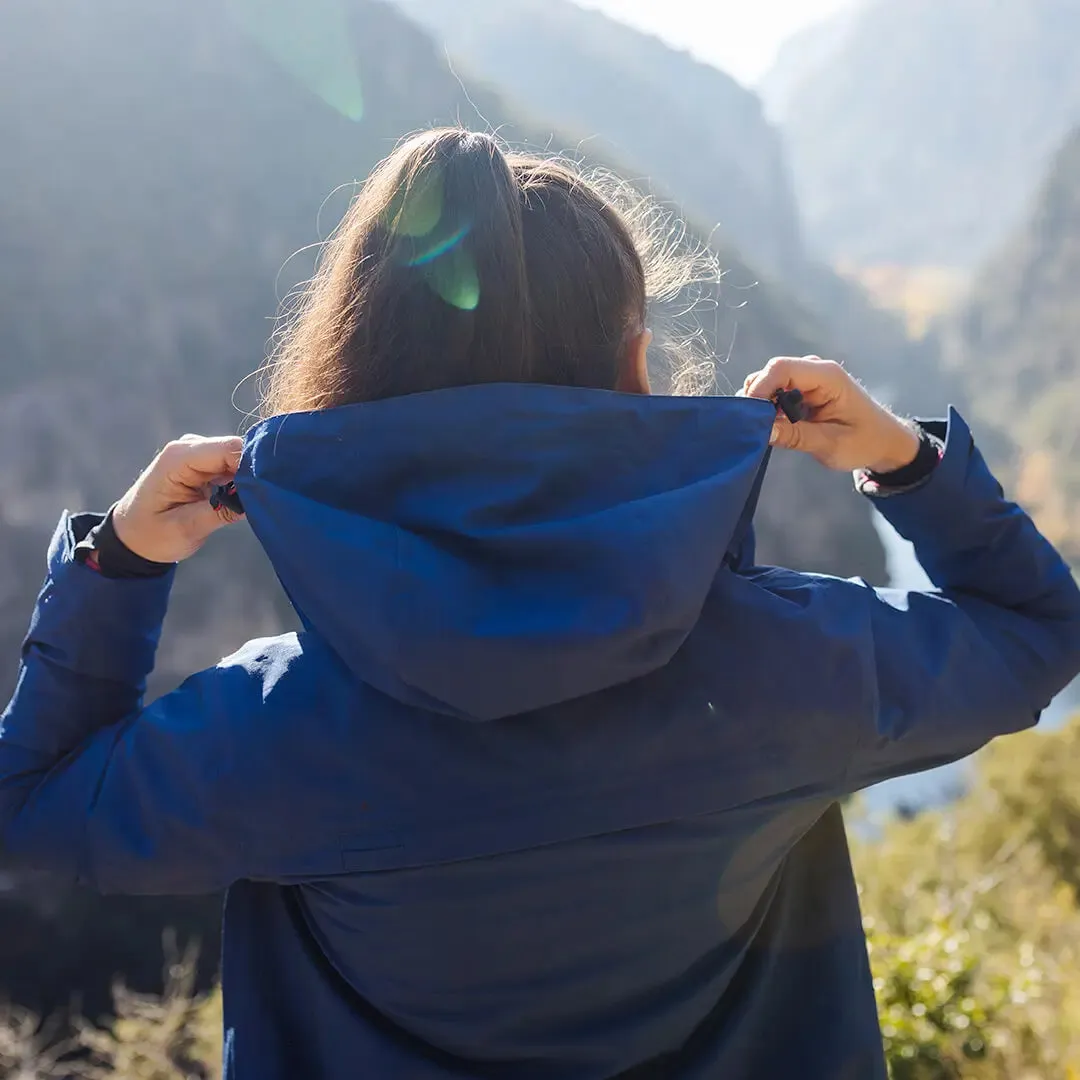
[210,481,245,515]
[774,388,810,424]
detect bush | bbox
[71,934,221,1080]
[0,1007,76,1079]
[0,936,222,1080]
[854,716,1080,1078]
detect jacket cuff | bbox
[859,408,985,549]
[854,424,945,498]
[73,506,175,579]
[25,512,176,685]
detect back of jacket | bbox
[222,619,878,1079]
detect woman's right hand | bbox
[111,435,245,564]
[741,355,921,474]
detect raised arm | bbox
[745,357,1080,788]
[0,436,269,893]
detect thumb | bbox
[769,415,831,458]
[174,499,244,547]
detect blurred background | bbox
[1,0,1079,1076]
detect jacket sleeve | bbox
[0,512,272,895]
[838,407,1080,790]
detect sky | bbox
[575,0,852,86]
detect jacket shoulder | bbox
[207,632,349,716]
[217,632,304,679]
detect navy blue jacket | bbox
[3,386,1079,1079]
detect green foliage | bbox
[861,873,1076,1078]
[854,716,1080,1078]
[868,915,1000,1078]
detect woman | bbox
[2,128,1078,1080]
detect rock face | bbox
[944,127,1080,566]
[764,0,1080,267]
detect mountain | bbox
[758,5,860,125]
[943,126,1080,566]
[764,0,1080,267]
[0,0,889,1020]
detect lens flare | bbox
[406,223,472,267]
[227,0,364,121]
[386,169,444,239]
[386,168,479,310]
[428,246,481,312]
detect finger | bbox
[214,504,245,525]
[769,416,790,447]
[159,436,244,484]
[173,499,244,544]
[745,357,798,401]
[746,355,836,402]
[769,414,830,456]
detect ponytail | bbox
[357,129,534,399]
[261,128,654,414]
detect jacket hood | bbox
[236,384,774,720]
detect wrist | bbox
[865,419,920,474]
[76,506,175,579]
[110,503,145,559]
[857,424,944,498]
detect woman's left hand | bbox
[740,356,920,473]
[111,435,245,564]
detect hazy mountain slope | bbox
[766,0,1080,266]
[395,0,803,278]
[0,0,887,1018]
[944,127,1080,565]
[757,4,860,124]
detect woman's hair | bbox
[259,128,715,417]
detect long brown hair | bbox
[260,128,713,416]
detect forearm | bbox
[871,408,1080,707]
[0,512,174,762]
[0,436,251,888]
